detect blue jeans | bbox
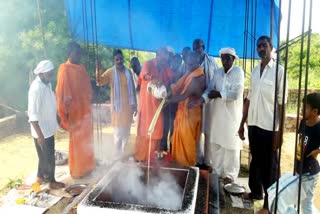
[272,172,319,214]
[301,172,319,214]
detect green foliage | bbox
[0,0,154,109]
[6,178,23,189]
[0,0,70,110]
[0,0,37,110]
[280,33,320,89]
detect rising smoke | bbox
[105,161,183,210]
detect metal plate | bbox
[223,183,245,194]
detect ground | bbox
[0,127,319,210]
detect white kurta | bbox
[28,76,59,139]
[247,60,288,131]
[203,65,244,150]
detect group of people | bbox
[133,39,244,186]
[27,36,320,214]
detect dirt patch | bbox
[0,129,319,209]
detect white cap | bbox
[219,47,238,59]
[34,60,54,75]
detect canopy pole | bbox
[206,0,214,53]
[242,0,249,77]
[270,0,274,41]
[273,0,284,212]
[128,0,134,49]
[82,0,89,61]
[298,1,313,211]
[36,0,47,59]
[91,0,103,158]
[93,0,99,58]
[296,0,308,212]
[81,0,86,45]
[252,0,257,66]
[95,0,103,156]
[90,0,95,47]
[250,0,254,70]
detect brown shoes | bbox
[49,181,65,189]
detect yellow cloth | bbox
[97,67,135,127]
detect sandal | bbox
[223,177,233,184]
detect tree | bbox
[0,0,38,110]
[280,33,320,89]
[0,0,155,109]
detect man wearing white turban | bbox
[28,60,65,189]
[202,47,244,184]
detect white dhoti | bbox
[203,98,243,181]
[113,126,131,156]
[205,143,240,180]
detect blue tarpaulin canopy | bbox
[64,0,280,58]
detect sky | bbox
[280,0,320,40]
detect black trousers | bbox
[159,104,177,151]
[248,126,278,209]
[34,136,56,183]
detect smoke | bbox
[146,168,183,209]
[104,162,183,210]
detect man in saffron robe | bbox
[169,52,205,166]
[56,42,95,178]
[135,47,174,161]
[96,49,136,157]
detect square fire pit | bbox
[77,163,199,213]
